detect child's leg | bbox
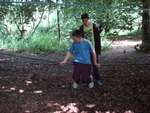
[73,63,81,84]
[80,64,92,84]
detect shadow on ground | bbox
[0,39,150,113]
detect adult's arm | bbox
[92,49,100,67]
[93,24,102,55]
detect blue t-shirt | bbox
[69,39,94,64]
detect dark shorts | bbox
[73,62,92,84]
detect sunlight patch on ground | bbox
[33,90,43,94]
[112,40,142,47]
[25,80,32,86]
[0,58,10,62]
[47,102,79,113]
[124,110,135,113]
[10,87,16,91]
[85,104,96,108]
[60,103,79,113]
[19,89,24,93]
[25,110,31,113]
[47,102,135,113]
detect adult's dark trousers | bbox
[91,53,102,82]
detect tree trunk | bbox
[57,9,61,42]
[142,0,150,51]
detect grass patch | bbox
[0,26,112,53]
[0,30,69,53]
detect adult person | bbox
[79,13,103,86]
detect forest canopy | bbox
[0,0,149,52]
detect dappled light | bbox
[0,58,10,62]
[47,102,135,113]
[10,87,16,91]
[19,89,24,93]
[0,0,150,113]
[0,42,149,112]
[112,40,142,48]
[25,80,32,86]
[85,104,96,108]
[0,41,150,112]
[25,110,31,113]
[124,110,134,113]
[33,90,43,94]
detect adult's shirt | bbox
[83,23,95,47]
[80,23,103,55]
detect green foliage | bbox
[0,0,143,53]
[0,5,9,21]
[27,29,69,53]
[0,27,69,53]
[62,0,141,38]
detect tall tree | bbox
[142,0,150,51]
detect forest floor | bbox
[0,37,150,113]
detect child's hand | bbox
[60,60,67,65]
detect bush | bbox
[0,28,70,53]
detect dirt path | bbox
[0,39,150,113]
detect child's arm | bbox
[60,51,72,65]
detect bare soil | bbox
[0,39,150,113]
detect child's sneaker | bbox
[72,82,79,89]
[88,82,94,89]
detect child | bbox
[60,29,100,89]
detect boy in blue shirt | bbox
[60,29,100,89]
